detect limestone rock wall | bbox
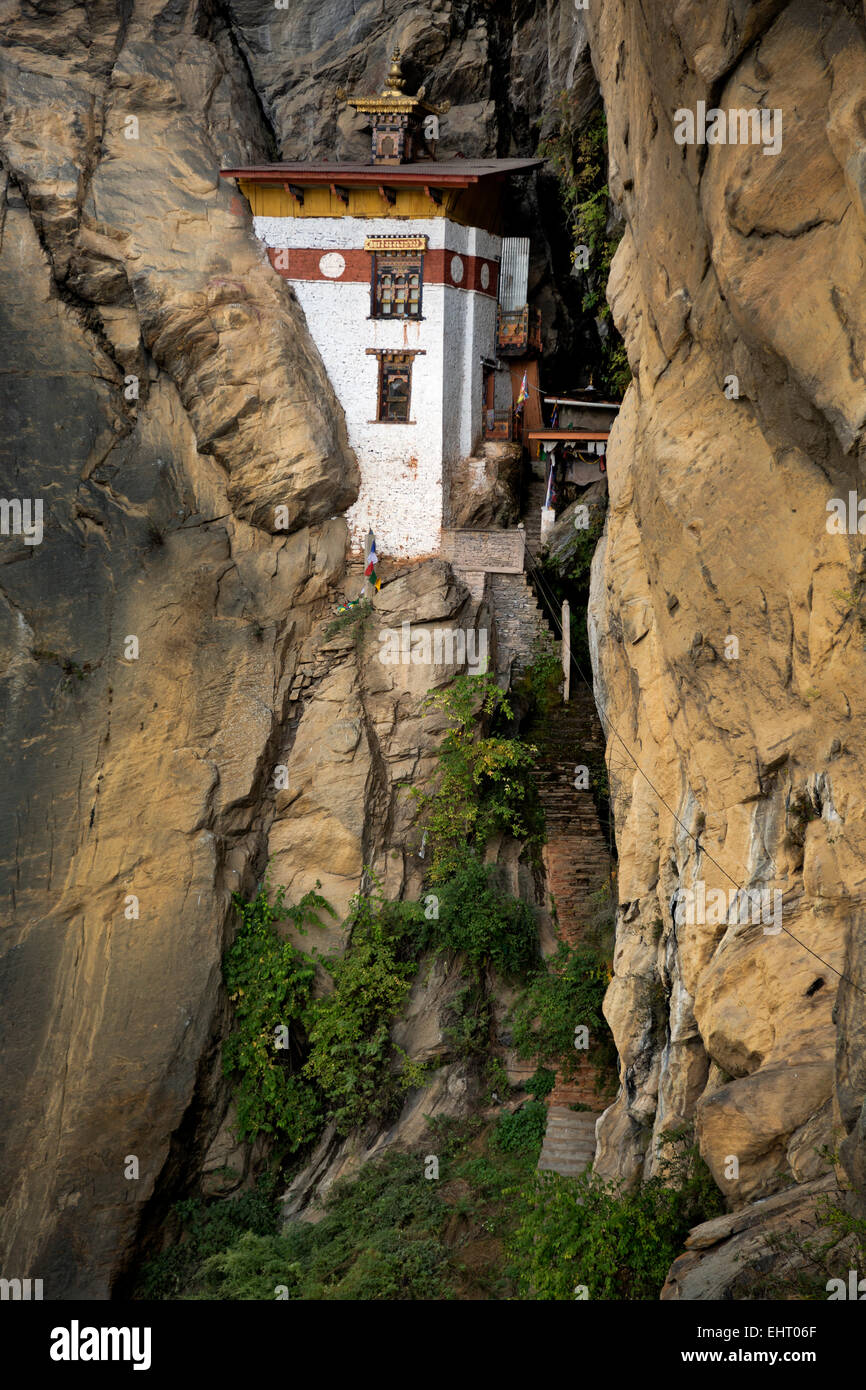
[584,0,866,1222]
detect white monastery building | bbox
[222,52,541,560]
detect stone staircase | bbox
[530,688,611,945]
[488,569,554,676]
[538,1107,598,1179]
[517,502,612,1178]
[522,476,548,556]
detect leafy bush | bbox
[139,1155,452,1301]
[304,884,426,1133]
[409,854,539,979]
[509,1129,724,1299]
[137,1174,282,1299]
[323,599,373,643]
[441,980,492,1059]
[491,1101,548,1156]
[222,884,333,1147]
[199,1157,454,1301]
[293,1152,452,1301]
[223,879,427,1145]
[509,939,615,1087]
[521,633,562,716]
[524,1066,556,1101]
[411,674,541,883]
[200,1231,305,1300]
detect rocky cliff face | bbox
[585,0,866,1271]
[0,0,589,1299]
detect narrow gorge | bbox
[1,0,865,1321]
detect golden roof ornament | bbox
[383,48,406,96]
[337,45,450,163]
[337,48,450,118]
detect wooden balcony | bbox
[496,305,542,357]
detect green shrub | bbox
[411,674,541,883]
[410,854,539,979]
[509,1130,724,1299]
[491,1101,548,1156]
[441,980,492,1059]
[509,939,616,1086]
[223,878,428,1144]
[200,1231,305,1300]
[139,1154,452,1301]
[521,633,562,716]
[304,884,426,1133]
[323,599,373,643]
[222,883,333,1147]
[524,1066,556,1101]
[299,1152,452,1300]
[137,1174,282,1299]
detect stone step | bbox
[537,1105,598,1177]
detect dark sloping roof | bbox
[221,158,543,185]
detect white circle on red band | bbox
[480,263,490,290]
[450,254,464,284]
[319,252,346,279]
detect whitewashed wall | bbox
[252,215,501,559]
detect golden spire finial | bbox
[383,47,406,95]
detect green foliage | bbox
[509,1128,724,1299]
[604,340,632,400]
[222,883,334,1148]
[411,674,541,883]
[509,939,616,1089]
[223,879,426,1145]
[304,883,425,1133]
[137,1174,283,1299]
[483,1055,512,1103]
[298,1154,451,1300]
[201,1232,304,1300]
[539,101,630,397]
[491,1101,548,1156]
[567,514,606,591]
[139,1156,452,1302]
[524,1066,556,1101]
[441,980,492,1059]
[521,632,562,716]
[409,854,539,979]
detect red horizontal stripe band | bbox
[266,247,498,297]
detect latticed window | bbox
[377,353,413,422]
[372,252,423,318]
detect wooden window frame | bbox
[367,349,426,425]
[370,250,424,321]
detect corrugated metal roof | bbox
[498,237,530,311]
